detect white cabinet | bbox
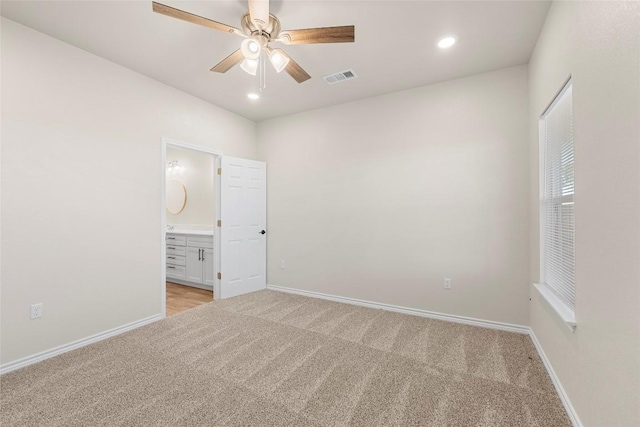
[166,238,187,281]
[203,248,214,287]
[185,247,203,283]
[166,232,214,290]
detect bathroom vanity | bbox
[166,231,214,290]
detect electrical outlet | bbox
[444,278,452,290]
[279,259,285,269]
[30,303,43,319]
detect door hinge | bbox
[217,167,221,175]
[217,272,221,280]
[217,220,221,227]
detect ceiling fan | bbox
[152,1,355,85]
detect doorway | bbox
[160,138,267,317]
[162,139,221,317]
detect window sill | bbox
[533,283,577,332]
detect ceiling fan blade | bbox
[152,2,244,37]
[279,51,311,83]
[248,0,270,30]
[278,26,355,44]
[210,49,245,73]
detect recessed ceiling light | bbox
[437,36,457,49]
[247,93,260,100]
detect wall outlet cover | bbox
[30,303,43,319]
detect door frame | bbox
[160,138,222,317]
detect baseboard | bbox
[266,284,529,334]
[0,313,164,375]
[529,329,583,427]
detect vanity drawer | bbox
[187,235,213,249]
[166,264,186,280]
[166,245,186,256]
[166,234,186,246]
[166,254,186,267]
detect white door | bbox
[185,247,203,284]
[220,156,266,299]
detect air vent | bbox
[323,69,358,85]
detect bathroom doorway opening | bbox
[161,139,221,317]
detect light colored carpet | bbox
[1,290,570,426]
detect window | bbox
[537,80,576,327]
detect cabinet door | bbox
[185,247,203,284]
[203,248,215,287]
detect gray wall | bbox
[528,2,640,425]
[258,65,530,326]
[1,18,257,364]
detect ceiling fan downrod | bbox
[259,52,267,93]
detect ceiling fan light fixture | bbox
[240,58,258,75]
[437,36,457,49]
[247,93,260,100]
[268,49,290,73]
[241,38,261,60]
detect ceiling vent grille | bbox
[323,69,358,85]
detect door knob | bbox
[260,230,266,235]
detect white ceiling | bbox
[1,0,550,121]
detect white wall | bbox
[258,65,530,326]
[166,146,215,227]
[0,18,257,365]
[528,2,640,426]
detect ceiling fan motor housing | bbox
[241,12,281,42]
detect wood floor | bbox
[166,282,213,316]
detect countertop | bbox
[166,229,214,236]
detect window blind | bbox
[541,82,575,310]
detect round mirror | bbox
[166,179,187,214]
